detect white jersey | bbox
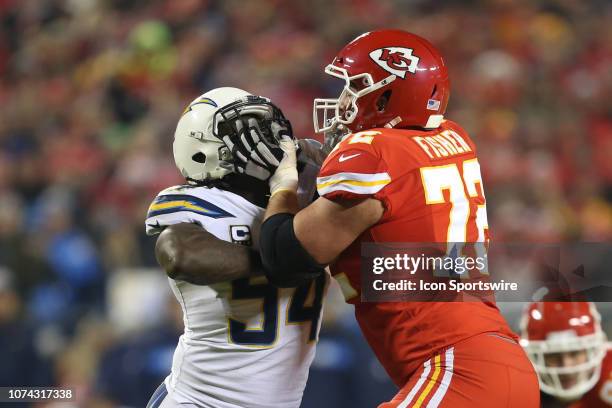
[145,182,327,408]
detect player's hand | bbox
[220,117,289,181]
[219,117,281,180]
[322,124,350,155]
[297,139,327,167]
[269,136,298,196]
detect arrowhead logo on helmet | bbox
[369,47,420,79]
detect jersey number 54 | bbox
[228,275,326,347]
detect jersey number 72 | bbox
[420,159,489,266]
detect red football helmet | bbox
[313,29,450,134]
[520,302,607,400]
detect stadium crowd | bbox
[0,0,610,406]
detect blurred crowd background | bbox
[0,0,610,406]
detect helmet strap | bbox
[384,116,402,128]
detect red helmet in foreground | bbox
[520,302,607,400]
[313,29,450,133]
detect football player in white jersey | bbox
[144,87,328,408]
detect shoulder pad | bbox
[145,185,235,235]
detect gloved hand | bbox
[220,116,286,180]
[322,124,350,155]
[297,139,327,167]
[269,136,298,196]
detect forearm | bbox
[264,190,300,221]
[156,223,262,285]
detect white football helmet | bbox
[174,87,293,183]
[173,87,250,182]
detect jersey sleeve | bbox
[317,143,390,202]
[145,186,235,236]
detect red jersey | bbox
[316,120,516,386]
[571,346,612,408]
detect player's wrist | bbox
[270,187,297,198]
[270,183,298,198]
[268,138,298,196]
[269,168,298,196]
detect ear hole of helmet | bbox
[430,84,437,98]
[376,90,392,112]
[192,152,206,163]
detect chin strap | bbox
[384,116,402,128]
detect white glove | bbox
[269,137,298,196]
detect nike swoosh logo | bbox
[339,153,361,162]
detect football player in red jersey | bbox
[228,29,540,407]
[521,302,612,407]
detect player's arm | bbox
[155,223,262,285]
[266,192,383,263]
[258,139,385,285]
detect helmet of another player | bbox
[174,87,250,183]
[174,87,290,183]
[313,29,450,133]
[519,302,607,400]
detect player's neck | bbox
[218,174,270,208]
